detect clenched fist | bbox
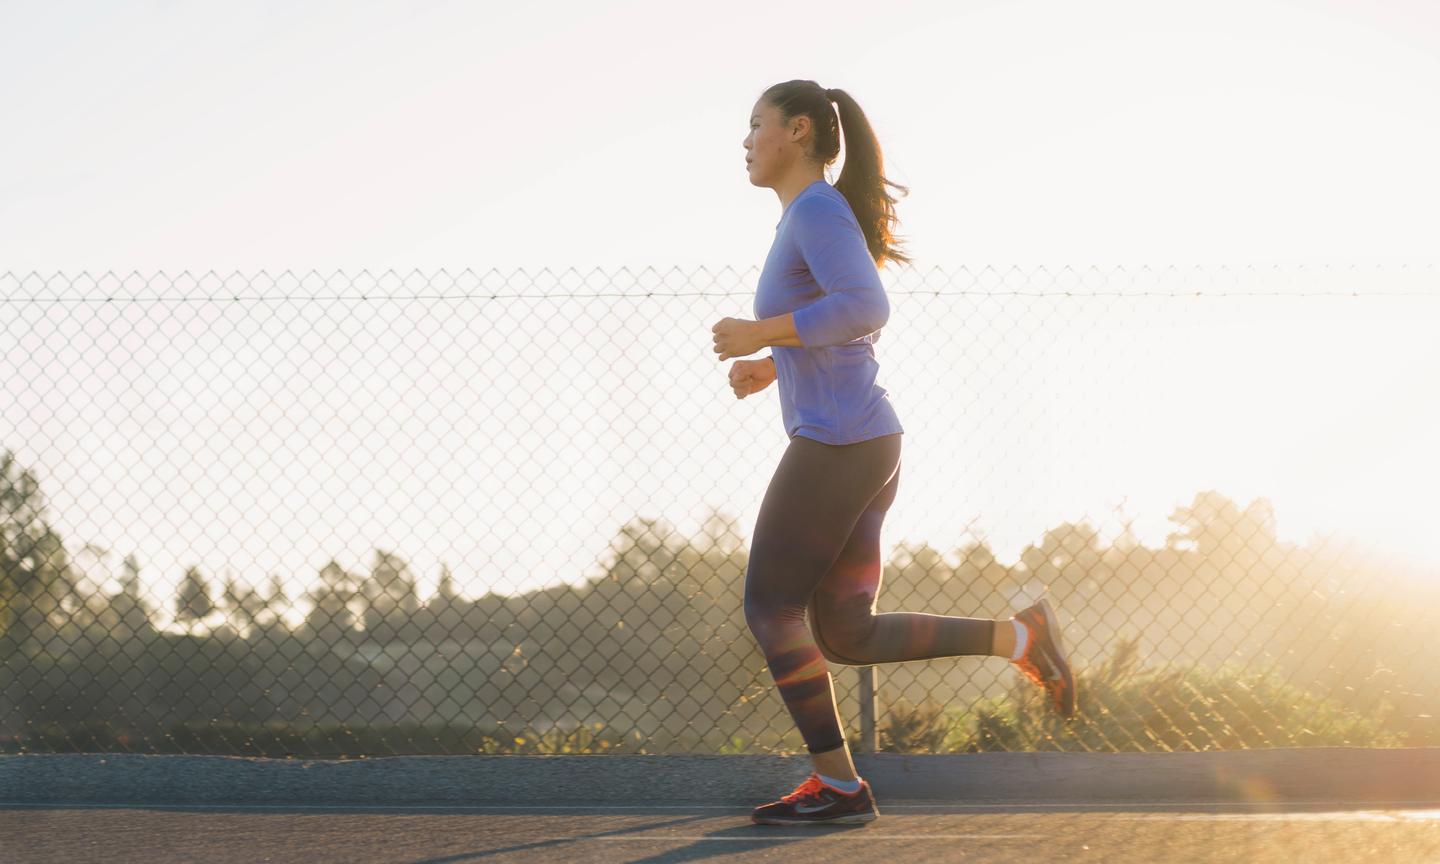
[712,317,765,361]
[728,358,777,400]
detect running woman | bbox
[713,80,1078,826]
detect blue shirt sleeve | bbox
[787,195,890,348]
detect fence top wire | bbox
[1,263,1436,302]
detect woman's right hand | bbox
[728,358,776,400]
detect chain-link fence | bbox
[1,265,1437,757]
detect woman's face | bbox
[744,99,805,188]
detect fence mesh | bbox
[1,265,1437,757]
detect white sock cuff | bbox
[1009,618,1029,661]
[818,772,862,791]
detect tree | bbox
[108,552,156,639]
[220,571,265,637]
[1038,520,1101,571]
[1165,490,1278,566]
[360,549,420,638]
[0,449,81,647]
[175,565,215,624]
[304,558,359,644]
[436,562,459,603]
[699,505,744,556]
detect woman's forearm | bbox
[756,312,806,348]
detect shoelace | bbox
[781,774,827,803]
[1014,654,1047,686]
[1017,653,1068,714]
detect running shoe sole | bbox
[752,810,879,825]
[1017,596,1077,719]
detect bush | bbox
[876,696,954,753]
[877,634,1404,752]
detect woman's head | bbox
[744,80,911,268]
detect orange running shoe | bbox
[1010,597,1078,720]
[751,771,880,825]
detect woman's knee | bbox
[743,553,828,627]
[812,630,855,665]
[742,587,805,642]
[742,592,769,636]
[809,594,876,665]
[812,626,868,666]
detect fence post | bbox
[856,665,878,753]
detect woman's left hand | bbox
[712,317,765,361]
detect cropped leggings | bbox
[743,431,997,755]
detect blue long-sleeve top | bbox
[753,179,904,445]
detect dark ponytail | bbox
[760,79,912,268]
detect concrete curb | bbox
[2,749,1437,806]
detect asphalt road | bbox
[4,801,1440,863]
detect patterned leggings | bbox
[743,431,997,754]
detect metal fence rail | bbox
[1,265,1436,756]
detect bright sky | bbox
[2,1,1438,616]
[3,0,1439,271]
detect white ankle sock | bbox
[1009,619,1030,661]
[818,772,862,793]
